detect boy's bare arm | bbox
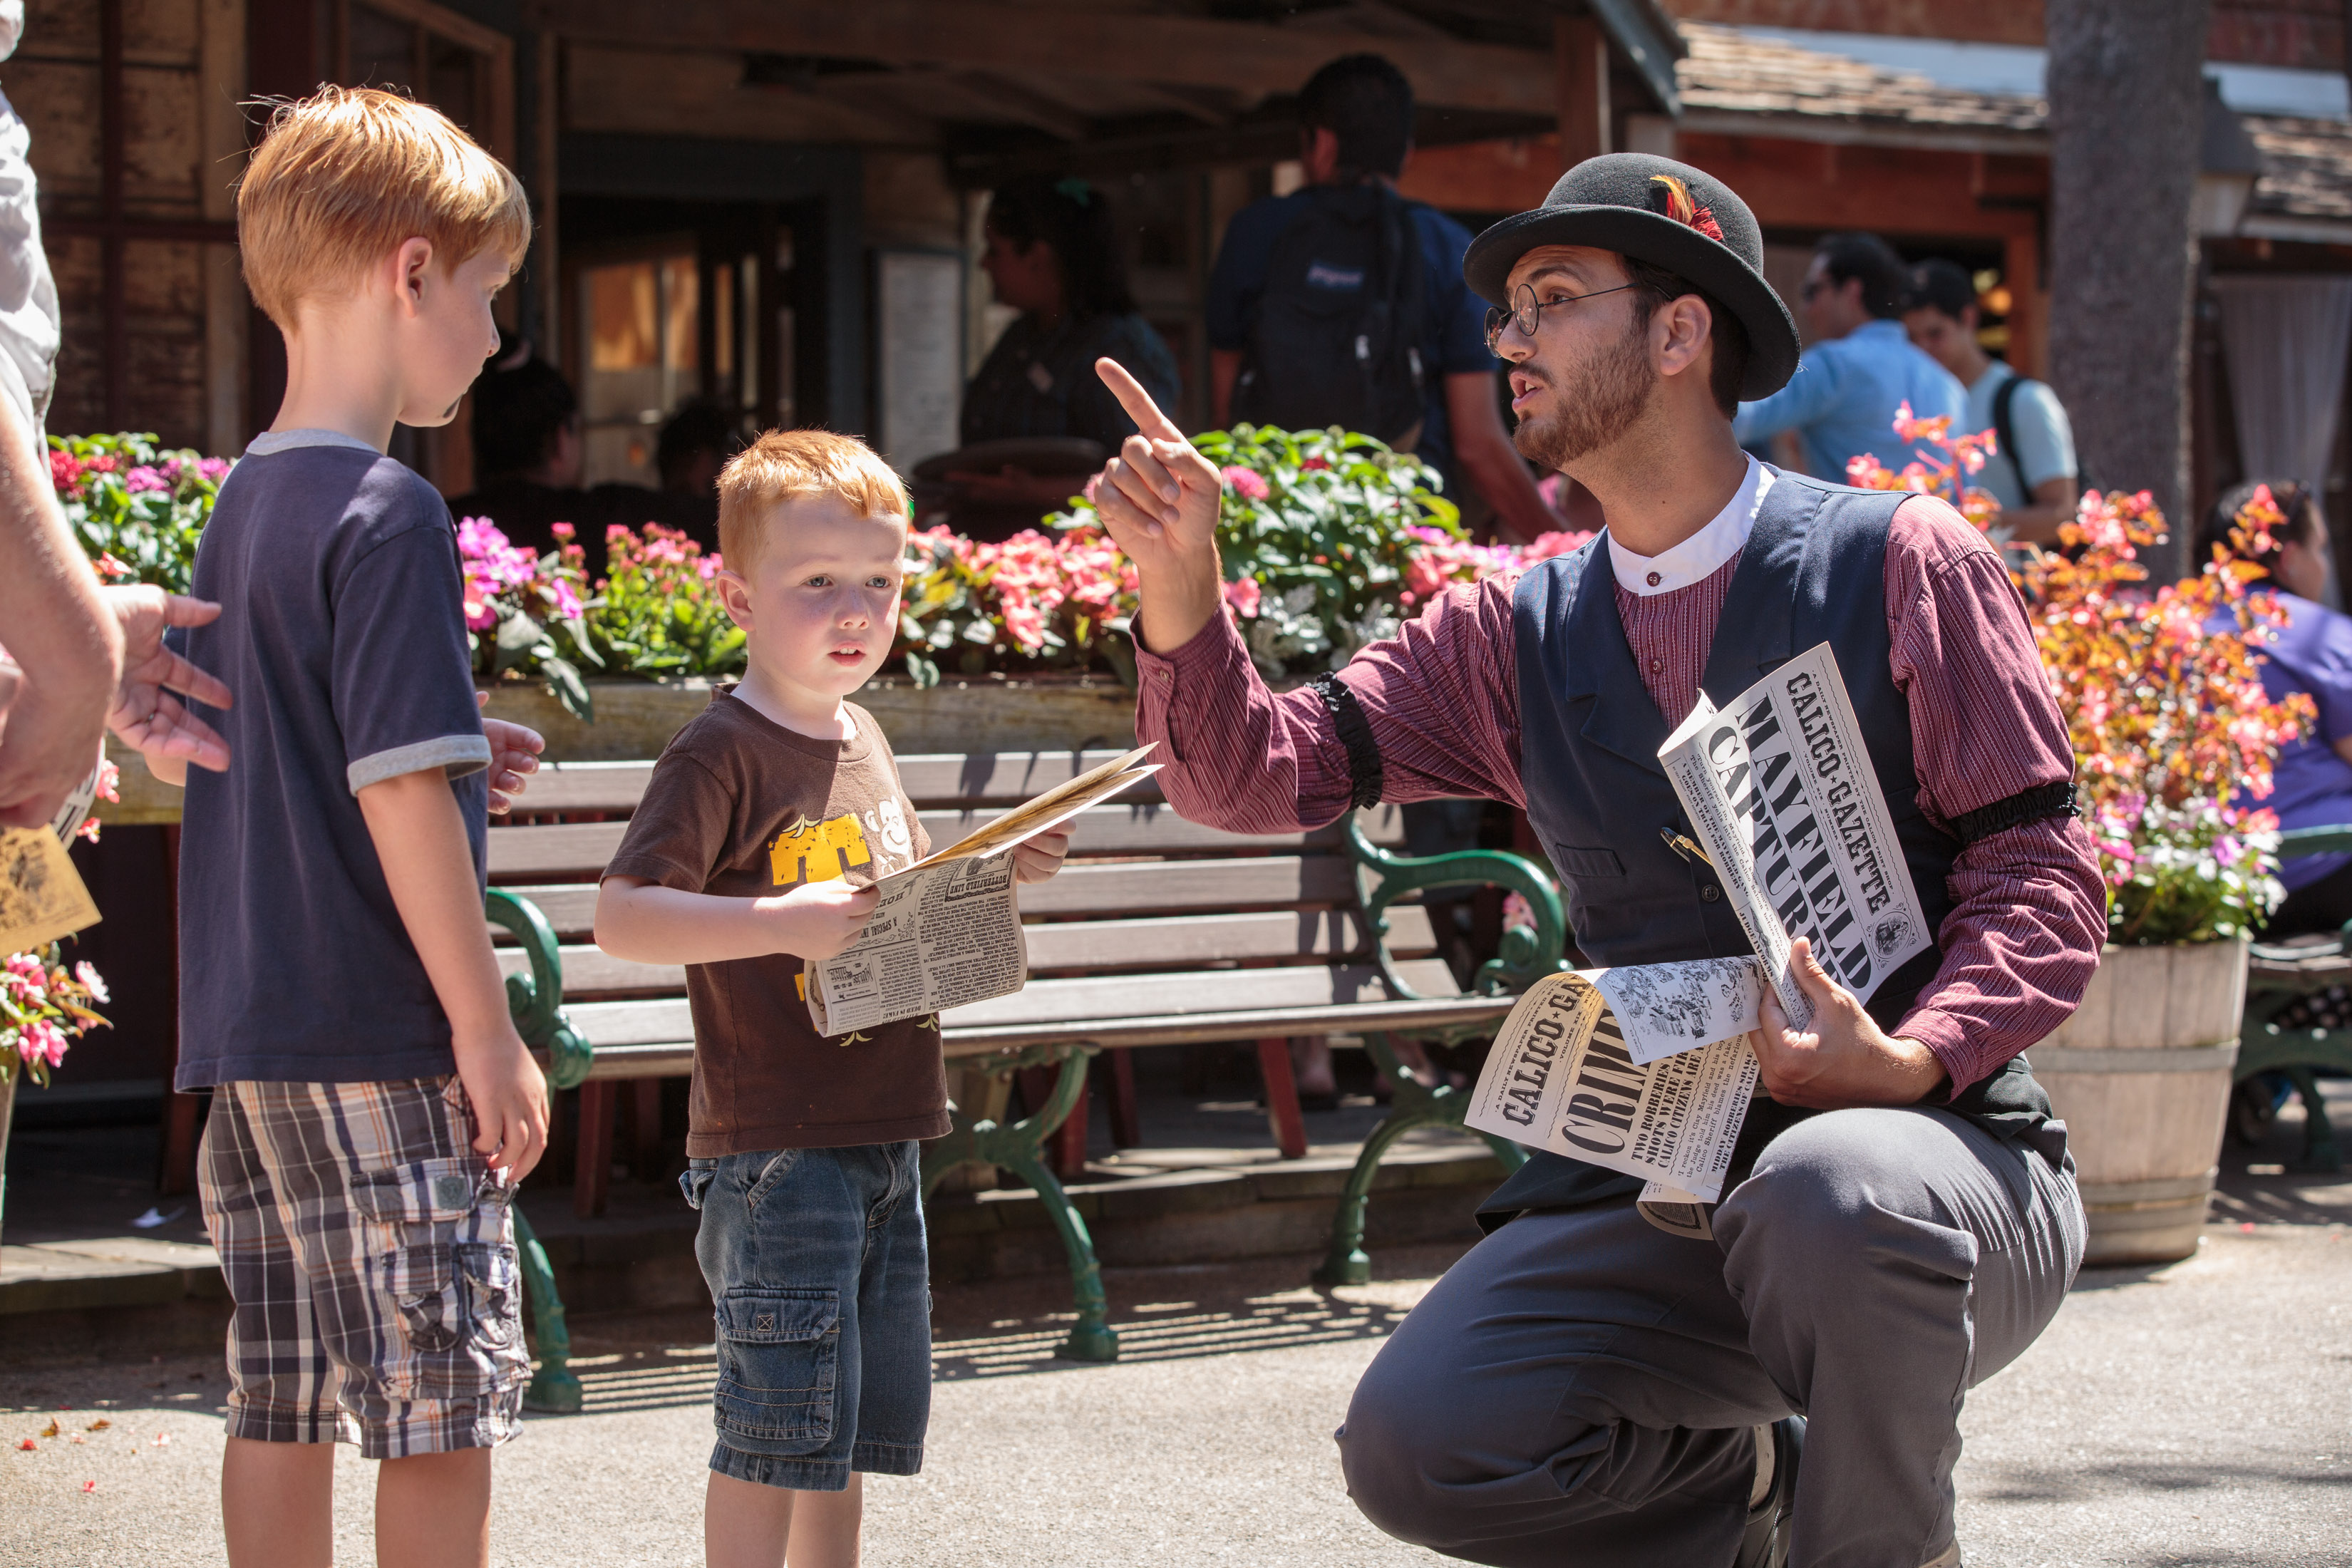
[356,768,547,1177]
[595,875,879,966]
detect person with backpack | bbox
[1903,257,2080,544]
[1206,53,1558,547]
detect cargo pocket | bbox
[712,1288,840,1456]
[351,1157,510,1397]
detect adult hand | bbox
[1749,937,1948,1109]
[475,691,543,815]
[1091,357,1226,653]
[104,586,233,775]
[0,638,116,827]
[1011,825,1071,884]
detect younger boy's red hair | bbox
[718,430,909,573]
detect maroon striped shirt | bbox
[1135,494,2105,1093]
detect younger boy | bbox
[594,431,1071,1568]
[163,87,550,1567]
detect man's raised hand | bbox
[1092,357,1226,652]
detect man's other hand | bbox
[475,691,544,815]
[1092,357,1226,653]
[1749,937,1948,1109]
[104,586,232,777]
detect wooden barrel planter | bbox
[2031,939,2246,1265]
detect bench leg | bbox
[574,1081,614,1219]
[1257,1038,1309,1159]
[1103,1049,1142,1149]
[2286,1066,2344,1172]
[629,1080,664,1182]
[511,1205,582,1413]
[921,1048,1118,1363]
[1314,1033,1526,1288]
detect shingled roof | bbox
[2240,115,2352,237]
[1670,23,2352,238]
[1672,22,2047,152]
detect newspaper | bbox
[805,744,1160,1037]
[1465,643,1930,1209]
[0,748,107,956]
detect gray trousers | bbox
[1336,1107,2085,1568]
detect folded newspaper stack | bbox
[805,744,1160,1037]
[1465,643,1930,1234]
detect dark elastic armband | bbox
[1312,673,1384,811]
[1947,780,2078,847]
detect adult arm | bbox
[0,393,121,825]
[1093,356,1523,833]
[1445,371,1557,546]
[1999,475,2080,547]
[1210,349,1242,428]
[104,585,234,790]
[1997,384,2082,545]
[1884,495,2106,1091]
[358,769,547,1177]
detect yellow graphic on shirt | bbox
[770,812,872,887]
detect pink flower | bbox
[94,552,133,582]
[1223,577,1262,617]
[1520,529,1595,563]
[1220,465,1269,502]
[550,520,575,541]
[124,465,169,493]
[22,1018,68,1069]
[197,456,229,483]
[1404,555,1445,598]
[73,962,109,1005]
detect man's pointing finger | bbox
[1095,357,1185,442]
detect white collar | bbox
[1606,456,1774,597]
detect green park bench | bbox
[2237,824,2352,1172]
[484,751,1567,1364]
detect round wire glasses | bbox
[1483,281,1636,354]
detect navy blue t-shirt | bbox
[1207,190,1496,489]
[173,429,492,1088]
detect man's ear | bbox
[1652,294,1715,383]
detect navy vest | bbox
[1481,472,2056,1221]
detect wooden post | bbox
[2003,229,2046,381]
[1554,16,1610,173]
[1103,1049,1142,1149]
[574,1080,614,1218]
[1256,1038,1310,1160]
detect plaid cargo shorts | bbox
[198,1076,528,1458]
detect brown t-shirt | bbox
[602,691,947,1155]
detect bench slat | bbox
[574,992,1519,1078]
[562,959,1468,1056]
[489,802,1408,878]
[497,906,1441,997]
[498,855,1361,937]
[513,751,1160,816]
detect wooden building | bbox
[27,0,1683,491]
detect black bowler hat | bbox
[1462,153,1800,400]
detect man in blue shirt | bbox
[1206,54,1557,545]
[1734,232,1965,480]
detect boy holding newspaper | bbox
[595,432,1075,1568]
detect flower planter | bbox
[480,674,1138,763]
[2031,938,2247,1265]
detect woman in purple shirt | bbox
[2206,480,2352,934]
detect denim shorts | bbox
[682,1140,930,1490]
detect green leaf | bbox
[491,609,545,676]
[540,655,594,722]
[904,651,940,688]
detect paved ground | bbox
[4,1085,2348,1566]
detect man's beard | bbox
[1512,316,1656,470]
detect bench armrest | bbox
[2281,825,2352,861]
[1346,812,1569,1001]
[486,888,596,1090]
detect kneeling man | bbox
[1088,155,2098,1568]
